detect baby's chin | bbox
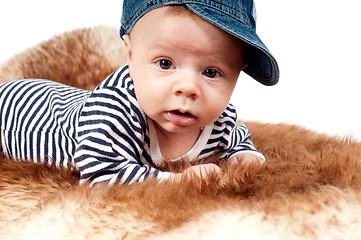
[154,120,202,135]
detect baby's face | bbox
[124,6,246,135]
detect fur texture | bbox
[1,26,361,239]
[0,26,126,89]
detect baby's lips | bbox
[166,110,197,126]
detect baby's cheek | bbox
[205,99,228,118]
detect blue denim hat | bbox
[120,0,279,86]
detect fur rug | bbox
[1,26,361,240]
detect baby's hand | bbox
[227,153,264,168]
[175,163,221,182]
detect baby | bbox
[0,0,279,185]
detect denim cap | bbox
[120,0,279,86]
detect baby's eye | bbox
[202,69,220,79]
[157,59,174,70]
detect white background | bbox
[1,0,360,139]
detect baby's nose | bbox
[173,74,200,100]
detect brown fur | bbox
[1,26,361,239]
[0,26,126,89]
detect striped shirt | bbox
[0,64,264,185]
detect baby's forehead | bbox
[130,8,246,67]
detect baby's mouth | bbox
[166,110,197,126]
[172,110,193,116]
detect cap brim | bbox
[186,4,279,86]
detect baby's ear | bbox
[123,35,132,63]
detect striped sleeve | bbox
[74,67,174,186]
[226,123,265,161]
[0,79,89,167]
[208,104,265,161]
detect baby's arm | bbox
[74,128,175,185]
[225,123,265,167]
[74,83,173,185]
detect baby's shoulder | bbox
[212,103,238,131]
[219,103,237,121]
[96,65,131,90]
[88,65,137,106]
